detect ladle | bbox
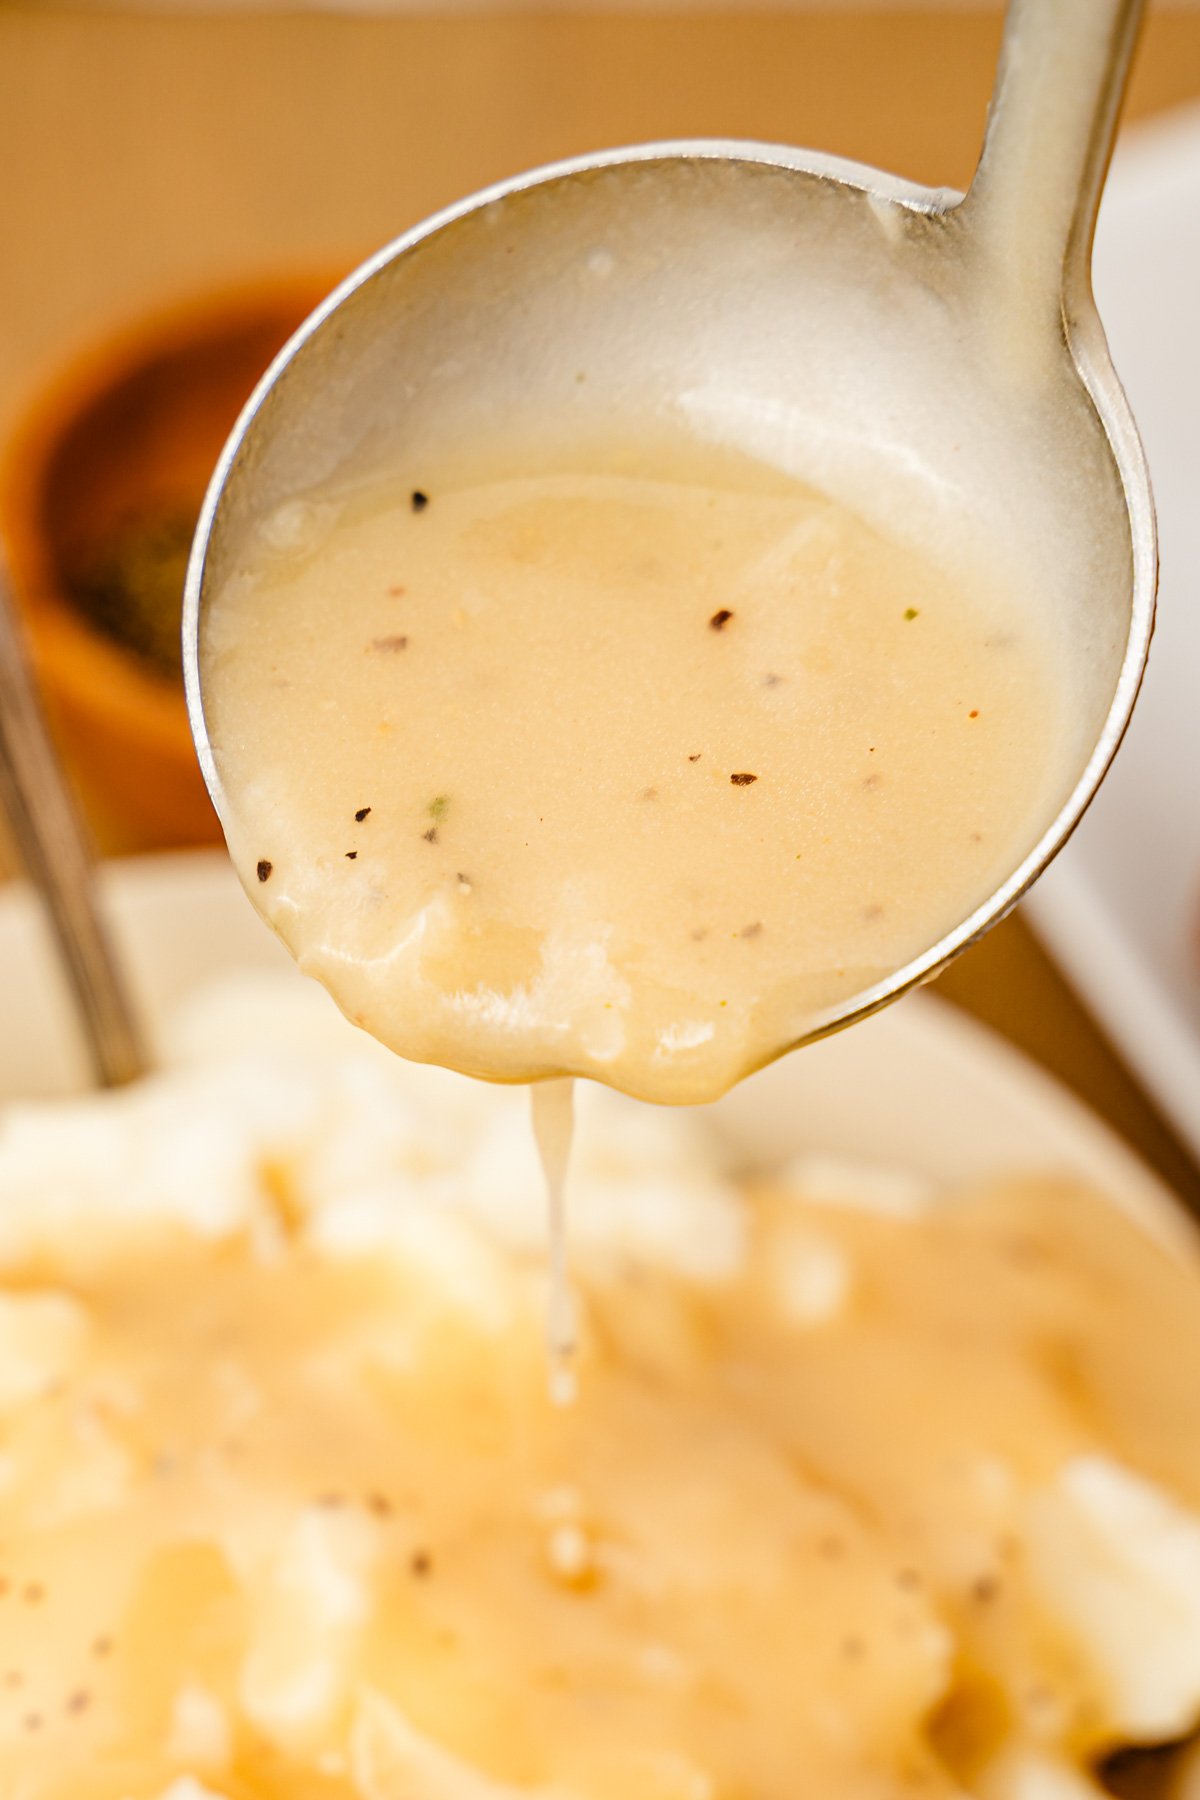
[183,0,1153,1076]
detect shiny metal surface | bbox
[182,0,1153,1065]
[0,556,146,1086]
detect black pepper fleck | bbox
[355,807,372,822]
[423,828,439,844]
[730,772,757,786]
[687,753,702,762]
[709,608,734,631]
[411,491,429,512]
[257,860,273,883]
[371,635,408,653]
[740,921,763,939]
[345,851,358,860]
[1100,1744,1184,1799]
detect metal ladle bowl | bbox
[183,0,1153,1064]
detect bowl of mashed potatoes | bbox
[1,852,1198,1800]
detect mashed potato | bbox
[0,976,1198,1800]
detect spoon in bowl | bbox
[0,554,145,1087]
[183,0,1153,1102]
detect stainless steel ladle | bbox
[183,0,1153,1059]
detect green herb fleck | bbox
[904,607,919,621]
[427,794,450,822]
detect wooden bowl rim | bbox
[0,270,340,758]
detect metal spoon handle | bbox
[961,0,1144,298]
[0,555,146,1087]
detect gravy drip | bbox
[530,1076,578,1406]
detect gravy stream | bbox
[530,1075,579,1405]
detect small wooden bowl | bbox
[1,279,334,851]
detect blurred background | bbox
[1,0,1198,1201]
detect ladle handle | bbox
[960,0,1144,300]
[0,555,146,1088]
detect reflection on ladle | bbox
[0,555,145,1088]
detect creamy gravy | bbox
[203,440,1068,1105]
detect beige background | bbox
[1,2,1198,1205]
